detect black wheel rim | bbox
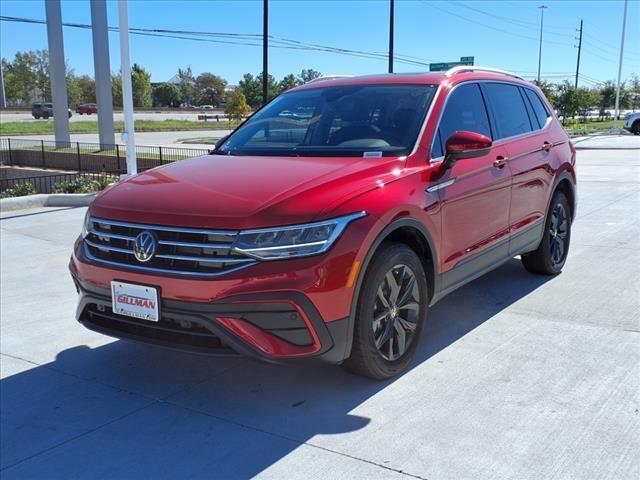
[549,203,568,266]
[372,264,420,361]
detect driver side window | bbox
[431,83,492,158]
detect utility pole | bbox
[537,5,547,83]
[262,0,268,105]
[574,19,583,88]
[118,0,137,176]
[388,0,394,73]
[613,0,628,131]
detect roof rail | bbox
[445,66,524,80]
[307,75,354,84]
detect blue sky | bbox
[1,0,638,87]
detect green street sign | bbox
[429,56,474,72]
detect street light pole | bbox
[388,0,394,74]
[537,5,547,83]
[613,0,628,132]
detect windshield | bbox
[218,84,437,157]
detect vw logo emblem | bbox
[133,231,157,263]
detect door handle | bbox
[493,156,507,169]
[542,141,552,152]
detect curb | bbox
[0,193,96,212]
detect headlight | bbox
[232,212,367,260]
[81,210,91,238]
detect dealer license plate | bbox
[111,281,159,322]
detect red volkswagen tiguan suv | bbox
[70,67,576,379]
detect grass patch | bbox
[176,136,222,144]
[0,119,238,136]
[563,118,614,134]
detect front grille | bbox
[84,216,257,277]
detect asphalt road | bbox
[1,145,639,479]
[0,110,225,123]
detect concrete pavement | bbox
[1,147,639,479]
[574,134,640,150]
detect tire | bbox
[342,243,428,380]
[632,121,640,136]
[43,113,50,120]
[33,114,40,119]
[522,190,572,275]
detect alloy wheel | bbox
[549,203,568,266]
[372,264,420,361]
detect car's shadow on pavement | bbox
[1,258,552,478]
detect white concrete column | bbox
[45,0,70,146]
[90,0,116,148]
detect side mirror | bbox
[214,134,230,150]
[443,131,492,168]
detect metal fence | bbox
[0,172,118,195]
[0,138,211,174]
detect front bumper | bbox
[72,276,349,364]
[69,214,378,363]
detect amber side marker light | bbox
[347,260,362,288]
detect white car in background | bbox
[623,112,640,135]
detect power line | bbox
[450,1,576,37]
[0,15,441,68]
[417,1,571,47]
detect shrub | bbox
[0,182,37,199]
[52,175,117,194]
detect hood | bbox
[91,153,405,229]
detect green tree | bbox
[77,75,96,104]
[555,82,580,122]
[260,72,280,102]
[66,72,83,107]
[132,64,152,107]
[629,74,640,110]
[225,88,251,122]
[153,82,182,107]
[177,67,195,106]
[532,80,557,109]
[1,51,43,105]
[298,68,321,83]
[111,73,122,106]
[195,73,227,106]
[279,73,301,92]
[1,56,34,105]
[598,81,616,118]
[238,73,262,108]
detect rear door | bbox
[482,83,554,254]
[431,83,511,285]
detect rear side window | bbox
[483,83,533,139]
[431,83,491,158]
[523,88,550,129]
